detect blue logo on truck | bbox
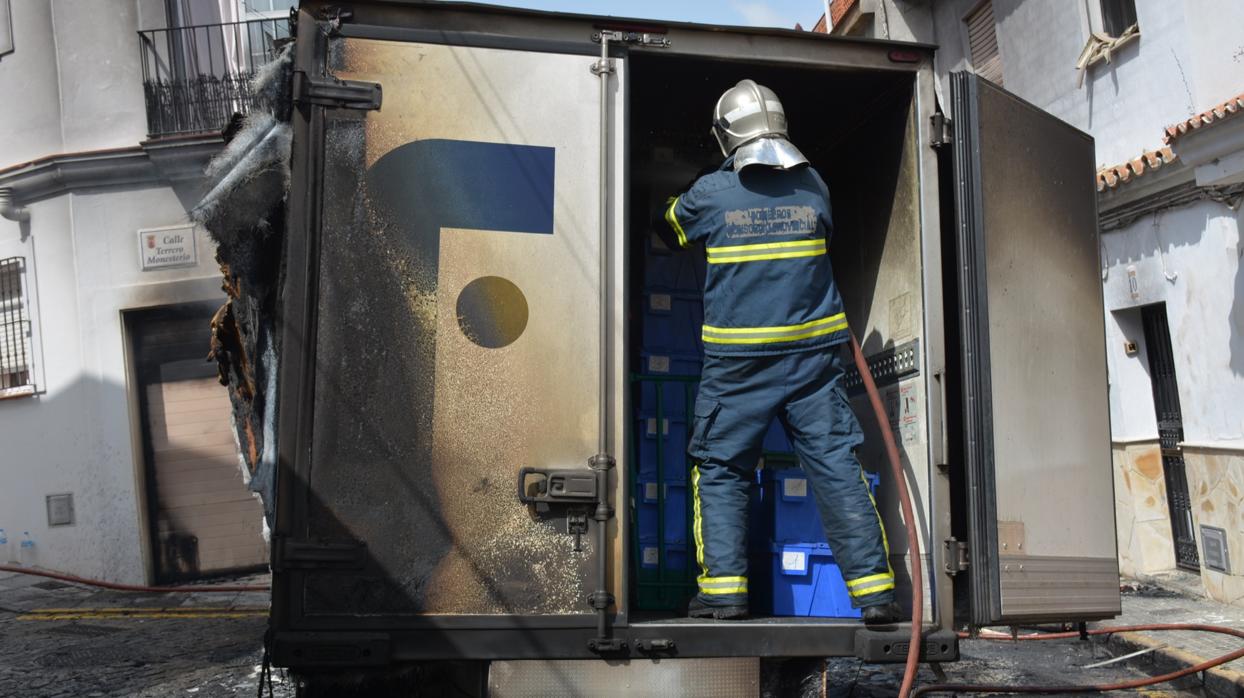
[369,139,555,237]
[367,139,555,348]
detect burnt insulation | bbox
[192,44,294,527]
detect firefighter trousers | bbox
[687,343,895,608]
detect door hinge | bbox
[592,29,671,48]
[930,113,953,148]
[271,536,368,572]
[294,72,382,111]
[944,537,969,575]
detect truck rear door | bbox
[274,16,623,659]
[949,72,1120,625]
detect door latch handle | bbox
[516,467,599,505]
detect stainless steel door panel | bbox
[950,72,1119,624]
[307,38,608,617]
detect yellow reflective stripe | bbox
[707,248,826,264]
[692,464,707,578]
[697,575,747,584]
[848,580,896,598]
[849,465,895,600]
[702,312,847,335]
[698,576,749,595]
[706,238,825,254]
[862,464,893,572]
[701,320,848,345]
[700,584,749,595]
[846,572,894,589]
[665,196,689,248]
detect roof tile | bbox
[1163,93,1244,145]
[1096,146,1176,192]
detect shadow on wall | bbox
[0,366,267,584]
[1102,203,1244,381]
[1083,34,1142,134]
[0,375,141,581]
[1101,208,1203,271]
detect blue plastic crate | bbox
[641,290,704,353]
[747,468,769,550]
[760,467,880,545]
[637,378,699,421]
[637,539,690,571]
[638,350,702,377]
[635,478,688,544]
[636,540,695,610]
[762,542,860,618]
[634,415,690,482]
[643,242,706,292]
[762,418,793,453]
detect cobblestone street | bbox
[0,570,292,697]
[3,567,1242,696]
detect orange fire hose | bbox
[846,337,1244,695]
[911,624,1244,695]
[849,330,923,698]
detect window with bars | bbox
[1101,0,1138,38]
[0,256,35,397]
[965,1,1004,86]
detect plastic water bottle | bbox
[18,531,35,567]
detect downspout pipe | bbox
[0,188,29,223]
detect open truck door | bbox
[948,72,1120,626]
[272,15,627,664]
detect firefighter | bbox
[660,79,900,623]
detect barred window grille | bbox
[0,256,34,396]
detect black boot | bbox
[862,601,902,625]
[687,596,749,620]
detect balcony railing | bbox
[139,18,291,138]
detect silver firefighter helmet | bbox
[711,79,808,170]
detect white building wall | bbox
[1182,1,1244,114]
[868,0,1231,165]
[0,1,230,583]
[51,0,151,150]
[0,1,64,163]
[1101,202,1244,444]
[0,189,222,583]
